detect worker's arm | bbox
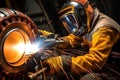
[38,29,85,49]
[71,27,119,74]
[44,27,119,74]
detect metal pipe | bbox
[28,67,47,80]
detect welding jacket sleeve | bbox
[44,27,120,74]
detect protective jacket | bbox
[69,8,120,74]
[39,8,120,74]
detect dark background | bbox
[0,0,119,36]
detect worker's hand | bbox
[38,29,55,38]
[43,55,71,74]
[56,34,83,49]
[43,56,62,74]
[26,50,54,72]
[26,49,72,75]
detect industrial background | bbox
[0,0,120,80]
[0,0,119,35]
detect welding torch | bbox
[27,35,65,79]
[35,34,65,50]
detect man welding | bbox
[27,0,120,79]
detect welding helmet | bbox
[59,1,90,36]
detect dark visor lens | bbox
[60,14,79,33]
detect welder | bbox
[29,0,120,79]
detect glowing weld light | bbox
[24,42,40,55]
[12,36,45,55]
[13,42,42,55]
[13,42,25,55]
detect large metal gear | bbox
[0,8,38,73]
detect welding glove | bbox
[26,50,55,72]
[43,55,71,74]
[38,29,58,39]
[38,29,84,49]
[26,49,71,75]
[36,29,57,44]
[56,34,83,49]
[38,29,53,37]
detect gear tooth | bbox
[0,10,9,17]
[0,12,5,17]
[9,9,17,15]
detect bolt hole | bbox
[2,21,7,27]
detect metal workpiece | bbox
[0,8,38,73]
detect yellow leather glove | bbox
[43,55,71,74]
[38,29,54,37]
[57,34,83,49]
